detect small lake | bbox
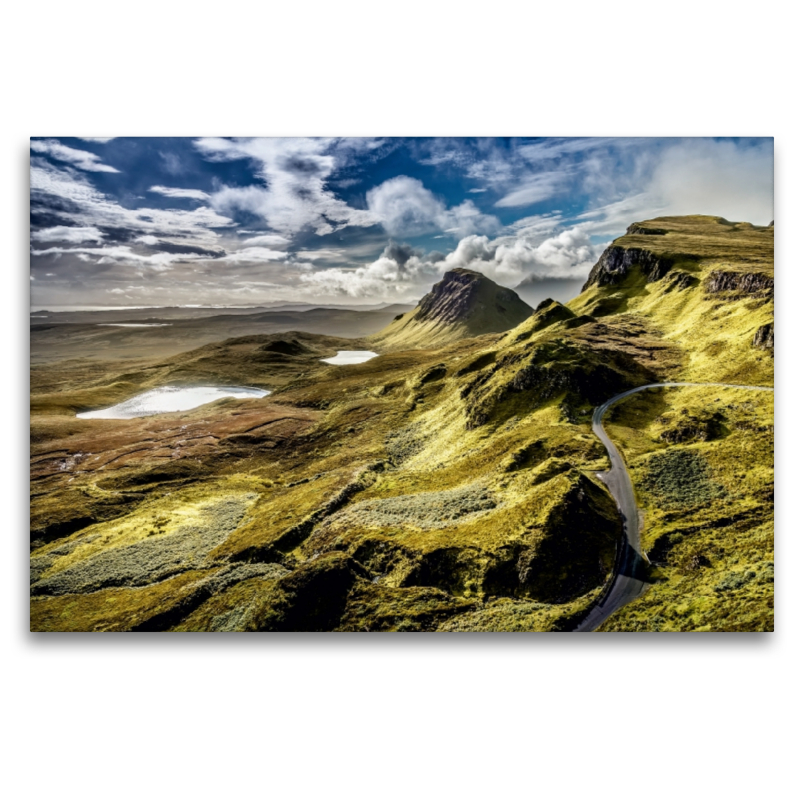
[77,386,270,420]
[97,323,172,328]
[321,350,379,365]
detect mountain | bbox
[29,216,773,633]
[372,268,532,350]
[513,275,585,308]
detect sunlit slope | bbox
[371,268,532,350]
[570,215,773,385]
[31,320,627,631]
[597,385,773,631]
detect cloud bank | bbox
[29,136,773,309]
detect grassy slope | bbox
[30,321,624,631]
[597,386,773,631]
[570,216,773,386]
[571,216,774,631]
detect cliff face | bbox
[415,269,528,325]
[372,268,532,350]
[752,322,774,350]
[582,246,680,290]
[706,270,774,296]
[582,215,773,296]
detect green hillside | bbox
[30,216,774,632]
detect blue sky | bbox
[30,137,773,308]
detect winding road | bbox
[574,382,774,632]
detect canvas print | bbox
[29,137,774,632]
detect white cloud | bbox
[211,247,290,264]
[465,149,517,188]
[294,249,346,261]
[517,137,623,164]
[437,227,600,284]
[573,139,774,234]
[30,139,119,172]
[297,223,600,301]
[30,159,235,246]
[506,213,564,235]
[31,226,104,244]
[241,233,291,247]
[494,171,566,208]
[443,200,501,237]
[148,185,210,201]
[365,176,442,236]
[647,138,773,225]
[196,137,381,236]
[30,244,208,271]
[135,235,159,245]
[366,176,500,238]
[299,241,435,299]
[78,137,115,143]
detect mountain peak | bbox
[372,269,532,350]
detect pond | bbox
[320,350,379,365]
[76,386,270,420]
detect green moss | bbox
[598,386,773,632]
[638,449,726,510]
[438,588,603,632]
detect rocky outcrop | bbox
[706,270,774,296]
[372,268,532,349]
[258,338,311,355]
[582,246,687,291]
[626,223,667,236]
[664,271,698,292]
[461,339,654,429]
[252,551,370,632]
[415,268,531,326]
[528,299,577,331]
[752,322,774,350]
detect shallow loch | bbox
[76,385,270,419]
[320,350,379,365]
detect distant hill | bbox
[371,268,532,350]
[513,275,585,308]
[30,303,415,365]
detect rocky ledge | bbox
[582,246,686,290]
[752,322,774,350]
[706,270,774,297]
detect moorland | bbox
[30,215,774,632]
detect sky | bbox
[29,137,774,309]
